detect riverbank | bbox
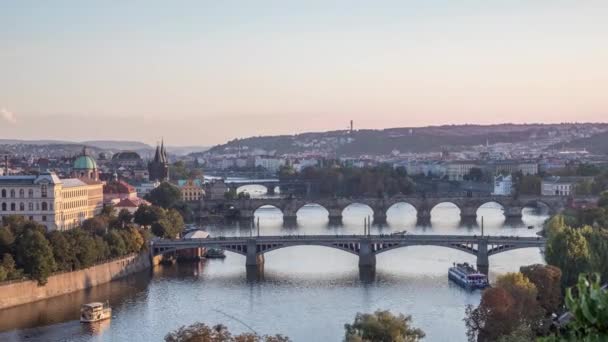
[0,253,153,310]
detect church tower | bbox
[148,140,169,181]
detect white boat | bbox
[80,302,112,323]
[448,262,489,290]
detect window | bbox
[1,189,5,198]
[10,189,15,198]
[19,189,24,198]
[1,203,5,211]
[50,203,53,210]
[10,203,15,211]
[19,203,24,211]
[41,215,46,222]
[28,189,34,198]
[28,216,33,221]
[41,185,47,198]
[41,202,48,211]
[28,203,33,210]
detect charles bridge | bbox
[152,234,546,277]
[199,194,569,225]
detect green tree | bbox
[146,182,182,209]
[1,253,20,280]
[105,230,127,257]
[66,229,98,269]
[0,226,15,255]
[540,274,608,341]
[16,229,56,285]
[116,209,134,228]
[81,216,109,236]
[134,204,166,227]
[344,310,425,342]
[546,226,591,287]
[151,210,184,239]
[47,231,74,271]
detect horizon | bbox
[2,1,608,145]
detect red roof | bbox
[103,180,136,194]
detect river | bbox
[0,194,548,342]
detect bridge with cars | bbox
[152,233,546,276]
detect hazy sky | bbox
[1,1,607,146]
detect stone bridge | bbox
[152,234,546,276]
[200,195,568,225]
[223,178,280,195]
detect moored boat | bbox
[80,302,112,323]
[448,262,489,290]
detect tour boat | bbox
[448,262,489,290]
[205,248,226,259]
[80,302,112,323]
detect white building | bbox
[493,174,513,196]
[254,156,285,172]
[0,171,103,231]
[541,176,588,196]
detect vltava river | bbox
[0,196,548,342]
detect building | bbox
[205,179,228,200]
[111,151,143,167]
[493,174,513,196]
[254,156,285,172]
[148,141,169,181]
[103,174,149,213]
[178,179,204,202]
[0,171,103,231]
[541,176,580,196]
[447,162,478,181]
[134,180,161,198]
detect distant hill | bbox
[204,123,608,157]
[82,140,152,151]
[549,131,608,155]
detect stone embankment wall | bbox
[0,253,151,310]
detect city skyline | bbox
[1,1,607,145]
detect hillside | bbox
[203,123,608,157]
[549,131,608,155]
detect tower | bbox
[148,140,169,181]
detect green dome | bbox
[73,155,97,170]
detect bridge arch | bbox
[430,202,462,222]
[236,184,270,197]
[476,201,506,223]
[386,202,418,226]
[295,203,330,221]
[342,202,374,224]
[487,244,544,257]
[521,199,552,215]
[258,242,360,256]
[373,242,478,256]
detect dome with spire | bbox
[73,147,97,170]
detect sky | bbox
[1,1,607,146]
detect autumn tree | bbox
[520,264,562,314]
[164,322,290,342]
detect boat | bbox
[448,262,489,290]
[80,302,112,323]
[205,248,226,259]
[527,225,534,229]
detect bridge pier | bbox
[358,240,377,268]
[476,239,489,275]
[373,211,387,226]
[246,264,265,282]
[246,240,264,267]
[460,206,477,223]
[416,211,431,226]
[266,185,276,195]
[239,209,255,222]
[282,215,297,226]
[328,208,343,226]
[504,206,523,220]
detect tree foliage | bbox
[344,310,425,342]
[164,322,291,342]
[147,182,182,209]
[16,229,56,285]
[520,264,562,314]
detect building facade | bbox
[493,174,513,196]
[178,179,204,202]
[0,171,103,231]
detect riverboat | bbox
[80,302,112,323]
[205,248,226,259]
[448,262,489,290]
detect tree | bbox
[146,182,182,209]
[82,216,109,236]
[164,322,290,342]
[47,231,74,271]
[15,229,56,285]
[134,204,166,227]
[520,264,562,314]
[0,226,15,255]
[546,226,591,287]
[116,209,134,228]
[66,229,98,269]
[465,287,517,342]
[151,210,184,239]
[540,274,608,341]
[1,253,20,280]
[105,230,127,257]
[344,310,425,342]
[120,226,145,253]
